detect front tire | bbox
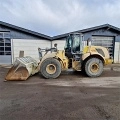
[40,58,61,79]
[85,58,103,77]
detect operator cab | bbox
[64,33,83,60]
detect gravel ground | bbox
[0,66,120,120]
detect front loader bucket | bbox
[5,56,39,81]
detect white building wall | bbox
[114,42,120,63]
[12,39,51,63]
[52,40,66,50]
[12,39,120,64]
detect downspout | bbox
[10,31,14,65]
[11,39,14,64]
[51,40,52,48]
[118,42,120,63]
[50,38,52,53]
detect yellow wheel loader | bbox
[5,33,113,80]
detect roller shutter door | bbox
[92,36,114,57]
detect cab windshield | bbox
[72,34,80,53]
[64,35,72,49]
[64,34,83,53]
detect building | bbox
[0,21,120,64]
[0,21,51,64]
[53,24,120,63]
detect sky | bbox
[0,0,120,36]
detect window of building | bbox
[0,32,11,55]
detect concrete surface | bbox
[0,66,120,120]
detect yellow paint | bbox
[55,50,69,70]
[40,45,112,72]
[72,60,81,71]
[105,58,113,65]
[83,46,89,53]
[82,46,113,65]
[39,50,68,71]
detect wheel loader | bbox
[5,33,113,80]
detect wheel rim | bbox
[46,64,56,74]
[90,63,99,73]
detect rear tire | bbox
[85,58,103,77]
[40,58,61,79]
[81,63,86,75]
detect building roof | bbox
[52,24,120,40]
[0,21,51,40]
[0,21,120,40]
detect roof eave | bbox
[0,21,51,40]
[52,24,120,39]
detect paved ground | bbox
[0,65,120,120]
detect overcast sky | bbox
[0,0,120,36]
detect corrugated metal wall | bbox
[91,36,114,57]
[114,42,120,63]
[12,39,51,63]
[52,40,66,50]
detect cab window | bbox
[72,35,80,52]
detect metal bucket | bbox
[5,56,39,80]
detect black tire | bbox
[81,63,86,75]
[40,58,61,79]
[85,58,103,77]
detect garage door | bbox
[92,36,114,57]
[0,32,11,64]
